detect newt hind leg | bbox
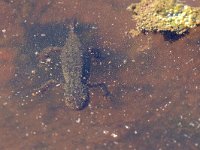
[87,83,113,99]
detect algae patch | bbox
[127,0,200,37]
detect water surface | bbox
[0,0,200,150]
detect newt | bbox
[33,22,111,110]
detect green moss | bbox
[127,0,200,37]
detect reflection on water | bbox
[0,0,200,149]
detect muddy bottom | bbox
[0,0,200,150]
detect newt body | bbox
[36,23,111,110]
[60,26,90,110]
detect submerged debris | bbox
[127,0,200,37]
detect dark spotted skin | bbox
[60,26,90,110]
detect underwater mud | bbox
[0,0,200,150]
[0,48,17,87]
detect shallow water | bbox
[0,0,200,150]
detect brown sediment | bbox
[0,47,17,87]
[1,43,200,147]
[0,1,25,47]
[0,0,200,150]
